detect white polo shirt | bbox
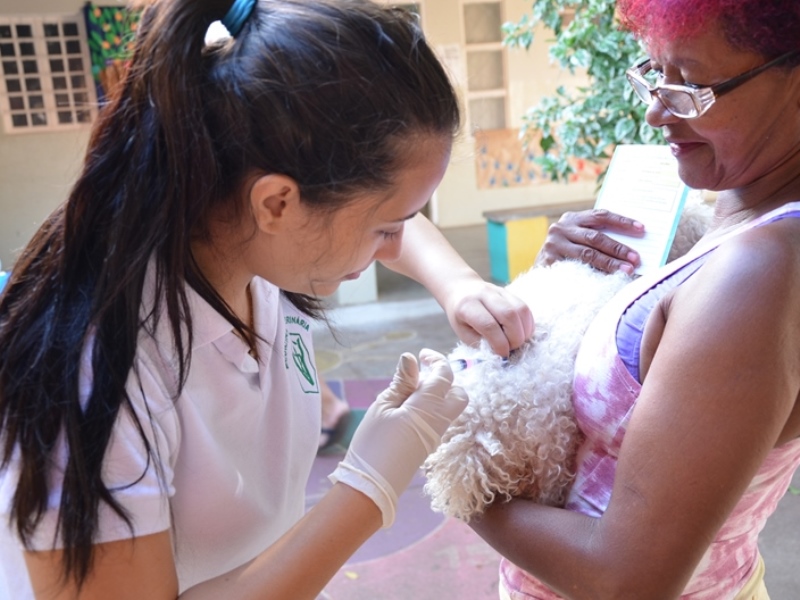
[0,269,322,595]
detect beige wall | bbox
[0,131,89,269]
[0,0,87,270]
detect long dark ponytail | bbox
[0,0,231,585]
[0,0,459,587]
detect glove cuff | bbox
[328,453,399,528]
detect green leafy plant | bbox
[503,0,664,182]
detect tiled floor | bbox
[309,224,800,600]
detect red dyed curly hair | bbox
[617,0,800,62]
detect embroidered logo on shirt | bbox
[288,332,319,393]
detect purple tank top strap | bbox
[616,202,800,382]
[616,256,707,381]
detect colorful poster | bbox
[474,129,605,189]
[83,3,141,102]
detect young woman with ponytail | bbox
[0,1,532,598]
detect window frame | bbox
[0,13,98,135]
[460,0,509,133]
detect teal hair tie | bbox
[222,0,256,37]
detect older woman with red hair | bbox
[471,1,800,598]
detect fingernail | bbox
[620,263,634,275]
[626,252,638,262]
[399,353,415,373]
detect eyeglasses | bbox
[626,51,799,119]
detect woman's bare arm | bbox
[472,226,800,599]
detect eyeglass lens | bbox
[628,69,699,118]
[661,92,697,117]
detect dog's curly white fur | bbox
[423,261,631,521]
[423,195,713,522]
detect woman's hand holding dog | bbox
[537,209,645,275]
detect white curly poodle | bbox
[423,195,713,522]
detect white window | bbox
[0,14,98,134]
[462,0,507,132]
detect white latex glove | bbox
[329,349,468,527]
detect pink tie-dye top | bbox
[501,202,800,599]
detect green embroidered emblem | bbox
[289,333,318,393]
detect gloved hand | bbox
[328,349,468,527]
